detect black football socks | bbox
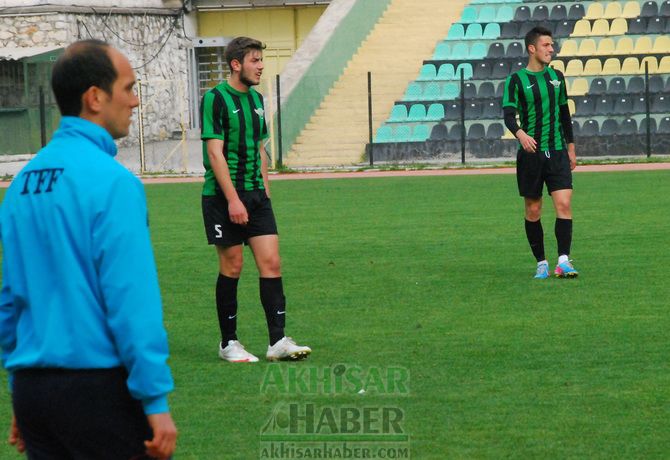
[525,219,546,262]
[260,277,286,346]
[555,218,573,258]
[216,274,239,344]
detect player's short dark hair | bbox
[224,36,265,69]
[524,26,553,52]
[51,39,117,116]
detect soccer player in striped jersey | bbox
[503,26,579,279]
[200,37,311,362]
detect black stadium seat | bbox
[568,4,585,20]
[430,123,448,141]
[478,82,495,98]
[600,119,619,136]
[488,42,505,58]
[652,95,670,113]
[641,0,659,17]
[608,77,626,94]
[620,118,638,135]
[658,117,670,134]
[576,98,596,116]
[514,6,531,21]
[491,61,510,79]
[661,0,670,16]
[532,5,549,21]
[647,17,665,34]
[554,20,575,37]
[473,62,492,80]
[447,124,462,140]
[506,42,524,58]
[550,4,567,21]
[467,123,486,139]
[465,101,482,119]
[595,96,615,115]
[495,81,505,98]
[627,76,645,94]
[444,102,461,121]
[649,75,665,93]
[627,18,647,35]
[486,122,505,139]
[590,78,607,95]
[614,96,634,115]
[482,101,501,119]
[639,117,657,134]
[571,120,581,137]
[633,96,649,113]
[463,82,477,99]
[581,119,599,136]
[501,22,520,39]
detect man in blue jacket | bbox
[0,40,177,459]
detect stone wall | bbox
[0,9,191,148]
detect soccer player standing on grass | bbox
[0,40,177,459]
[200,37,311,363]
[502,26,579,279]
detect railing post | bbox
[275,74,283,168]
[368,71,374,166]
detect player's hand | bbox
[228,198,249,225]
[8,415,25,453]
[567,143,577,170]
[516,130,537,153]
[145,412,177,460]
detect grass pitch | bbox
[1,170,670,459]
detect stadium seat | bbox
[478,82,496,98]
[506,42,524,58]
[665,76,670,92]
[571,119,581,137]
[567,99,576,115]
[465,23,484,40]
[393,124,412,142]
[621,57,641,75]
[550,4,567,21]
[436,64,456,80]
[576,97,596,116]
[495,81,505,98]
[568,4,586,20]
[609,77,626,94]
[461,6,478,23]
[571,19,591,37]
[443,102,461,121]
[485,122,505,139]
[426,103,445,121]
[514,5,531,21]
[595,96,615,114]
[569,78,588,96]
[510,60,525,73]
[640,1,659,17]
[627,76,645,94]
[389,105,408,122]
[661,0,670,16]
[633,96,649,113]
[652,95,670,113]
[491,62,510,79]
[555,20,575,37]
[463,82,477,99]
[583,58,602,76]
[442,82,460,100]
[631,36,651,54]
[467,123,486,139]
[470,42,488,59]
[622,1,641,18]
[447,124,462,141]
[417,64,437,81]
[456,63,473,80]
[482,101,501,119]
[627,18,647,34]
[602,58,622,75]
[639,117,657,135]
[559,39,578,57]
[596,37,616,55]
[614,96,634,115]
[430,123,448,141]
[659,117,670,134]
[581,119,599,136]
[483,23,501,39]
[501,22,520,39]
[407,104,427,122]
[646,17,664,34]
[465,102,482,119]
[600,119,618,136]
[609,18,628,35]
[585,2,604,20]
[590,77,607,95]
[653,36,670,54]
[375,125,393,143]
[404,83,422,101]
[551,60,565,74]
[590,19,610,36]
[641,56,659,74]
[410,124,431,142]
[620,118,638,135]
[604,2,623,19]
[447,23,465,40]
[477,6,496,23]
[532,5,549,21]
[578,39,597,56]
[422,83,441,101]
[496,6,515,23]
[488,42,506,59]
[433,42,451,60]
[451,42,470,60]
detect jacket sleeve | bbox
[91,173,174,415]
[0,215,17,388]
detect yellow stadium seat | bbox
[591,19,610,36]
[604,2,623,19]
[568,78,588,96]
[609,18,628,35]
[602,57,621,75]
[558,39,578,57]
[578,39,597,56]
[622,1,641,18]
[583,58,602,75]
[596,38,616,55]
[642,56,660,74]
[658,57,670,73]
[571,19,591,37]
[615,37,634,54]
[564,59,583,76]
[621,57,640,74]
[551,60,566,74]
[633,37,653,54]
[585,2,604,19]
[568,99,576,116]
[653,36,670,54]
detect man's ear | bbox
[81,86,105,115]
[230,58,242,73]
[527,44,536,55]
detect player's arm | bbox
[260,141,270,198]
[559,104,576,170]
[503,107,536,153]
[206,139,248,225]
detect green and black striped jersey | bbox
[502,66,568,151]
[200,81,269,195]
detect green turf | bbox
[1,170,670,459]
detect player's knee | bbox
[221,255,244,277]
[261,256,281,277]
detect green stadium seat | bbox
[374,125,393,143]
[477,6,496,23]
[447,24,465,40]
[461,6,478,23]
[442,82,459,99]
[465,23,483,40]
[456,63,473,80]
[496,6,514,22]
[404,83,422,101]
[393,124,412,142]
[410,124,431,142]
[451,42,469,60]
[407,104,427,122]
[433,42,451,60]
[421,83,441,101]
[470,42,488,59]
[389,105,408,122]
[417,64,437,81]
[426,103,445,121]
[482,23,501,39]
[436,64,456,80]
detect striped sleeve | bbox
[200,90,226,141]
[502,74,518,109]
[557,70,568,106]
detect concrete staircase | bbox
[286,0,469,167]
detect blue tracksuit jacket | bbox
[0,116,173,415]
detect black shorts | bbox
[202,189,278,247]
[516,148,573,198]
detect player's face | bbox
[238,50,264,87]
[99,49,139,139]
[530,35,554,66]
